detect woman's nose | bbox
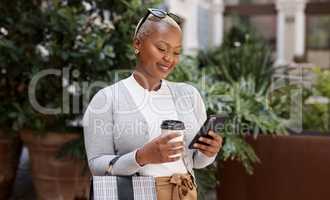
[163,52,173,63]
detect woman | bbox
[83,8,223,200]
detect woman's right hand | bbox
[136,133,184,166]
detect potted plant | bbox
[169,22,287,200]
[195,21,330,200]
[0,1,42,198]
[168,60,286,200]
[17,1,113,199]
[17,0,160,199]
[0,69,24,200]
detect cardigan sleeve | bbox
[83,87,142,176]
[188,85,217,169]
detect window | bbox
[307,16,330,49]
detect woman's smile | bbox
[157,63,173,73]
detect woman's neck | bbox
[133,69,161,91]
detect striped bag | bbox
[90,156,157,200]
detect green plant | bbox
[303,101,329,132]
[198,25,275,95]
[27,0,160,126]
[12,1,111,133]
[198,79,286,199]
[170,23,287,198]
[313,67,330,98]
[169,55,286,200]
[302,67,330,132]
[94,0,161,69]
[14,0,160,158]
[0,0,44,135]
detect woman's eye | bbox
[174,52,180,55]
[157,47,166,51]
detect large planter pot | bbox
[20,130,90,200]
[217,134,330,200]
[0,129,22,200]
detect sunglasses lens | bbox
[149,9,166,18]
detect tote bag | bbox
[90,156,157,200]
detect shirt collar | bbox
[127,73,167,94]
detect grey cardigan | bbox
[83,79,216,182]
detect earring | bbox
[134,49,140,54]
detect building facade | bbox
[165,0,330,68]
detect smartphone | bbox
[188,115,227,149]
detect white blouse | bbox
[122,73,187,177]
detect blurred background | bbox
[0,0,329,200]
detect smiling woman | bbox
[133,13,183,90]
[83,8,223,200]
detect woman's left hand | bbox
[193,130,223,157]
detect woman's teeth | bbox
[158,64,170,71]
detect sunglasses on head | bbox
[134,8,182,38]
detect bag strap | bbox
[90,177,134,200]
[166,82,194,174]
[90,156,135,200]
[117,176,134,200]
[106,156,135,200]
[105,156,121,176]
[89,178,94,200]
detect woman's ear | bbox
[133,38,141,53]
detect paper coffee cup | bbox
[160,120,185,158]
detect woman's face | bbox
[134,23,182,80]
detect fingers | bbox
[147,133,185,164]
[194,143,217,153]
[197,131,223,148]
[198,137,217,147]
[169,141,184,149]
[161,132,181,144]
[167,156,181,162]
[165,147,184,162]
[208,130,223,144]
[159,148,182,163]
[167,147,184,156]
[157,138,184,163]
[193,131,223,157]
[198,149,214,157]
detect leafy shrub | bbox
[198,25,275,95]
[0,1,44,135]
[303,67,330,132]
[169,53,286,199]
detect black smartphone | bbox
[188,115,227,149]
